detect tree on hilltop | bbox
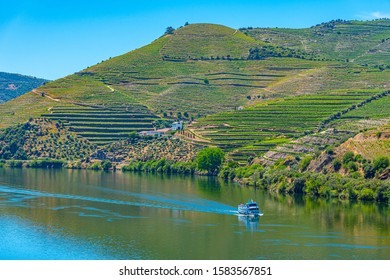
[165,26,175,35]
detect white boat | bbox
[238,200,261,216]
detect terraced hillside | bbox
[41,105,159,145]
[0,21,390,165]
[242,19,390,65]
[191,90,389,164]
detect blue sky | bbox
[1,0,389,80]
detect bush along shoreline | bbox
[1,147,389,204]
[122,147,225,175]
[219,156,390,204]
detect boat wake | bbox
[0,185,237,216]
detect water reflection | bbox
[238,215,260,231]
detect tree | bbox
[342,151,355,164]
[101,160,112,171]
[363,163,375,179]
[373,156,389,172]
[333,159,341,171]
[347,161,358,172]
[196,147,225,174]
[165,26,175,35]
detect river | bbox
[0,168,389,260]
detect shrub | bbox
[299,156,312,172]
[101,160,112,170]
[88,162,102,170]
[363,163,375,179]
[333,159,342,171]
[325,147,334,155]
[354,154,363,163]
[373,156,389,172]
[304,178,321,195]
[359,188,375,201]
[343,151,355,164]
[375,186,389,203]
[347,161,358,172]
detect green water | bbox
[0,168,389,260]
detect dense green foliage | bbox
[25,159,65,168]
[196,147,225,174]
[0,122,30,160]
[87,160,113,170]
[219,157,390,203]
[0,119,95,163]
[122,158,196,174]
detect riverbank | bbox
[2,156,389,204]
[219,160,390,204]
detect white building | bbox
[139,130,163,137]
[171,121,183,130]
[139,128,171,138]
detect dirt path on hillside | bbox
[32,89,60,102]
[106,85,115,92]
[350,41,384,62]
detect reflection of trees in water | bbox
[267,190,389,236]
[196,176,222,191]
[266,191,305,207]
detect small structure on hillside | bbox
[139,128,171,138]
[171,121,183,130]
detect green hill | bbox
[0,72,48,104]
[0,21,389,157]
[0,23,326,128]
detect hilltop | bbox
[0,72,48,104]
